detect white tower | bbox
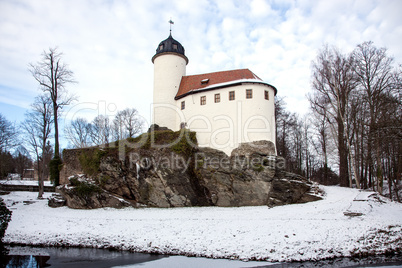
[152,33,188,131]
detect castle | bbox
[152,33,277,155]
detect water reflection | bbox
[5,255,49,268]
[3,246,402,268]
[4,246,167,268]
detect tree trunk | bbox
[53,104,59,158]
[36,156,43,199]
[375,137,383,194]
[338,118,349,187]
[38,174,44,199]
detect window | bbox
[264,90,269,100]
[229,91,235,101]
[181,101,185,110]
[214,93,220,103]
[201,79,209,84]
[173,44,178,50]
[246,89,253,99]
[200,96,206,105]
[159,44,164,50]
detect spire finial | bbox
[169,18,174,35]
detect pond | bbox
[3,246,402,268]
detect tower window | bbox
[264,90,269,100]
[159,44,164,50]
[246,89,253,99]
[214,93,220,103]
[229,91,235,101]
[200,96,206,105]
[173,44,178,50]
[181,101,185,110]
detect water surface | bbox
[4,246,402,268]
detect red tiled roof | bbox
[175,69,263,99]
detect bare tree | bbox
[0,114,18,153]
[309,95,330,169]
[113,108,144,140]
[310,45,358,187]
[65,118,91,148]
[275,97,297,163]
[13,146,32,180]
[89,115,111,146]
[23,94,53,197]
[112,112,125,141]
[352,41,395,194]
[29,47,76,186]
[0,114,18,179]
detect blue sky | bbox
[0,0,401,149]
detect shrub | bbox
[171,130,197,157]
[75,182,102,198]
[79,149,107,176]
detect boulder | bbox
[231,140,276,157]
[47,193,66,208]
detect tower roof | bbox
[152,34,188,64]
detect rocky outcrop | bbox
[231,140,276,157]
[56,131,322,209]
[55,175,133,209]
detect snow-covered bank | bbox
[0,180,53,187]
[2,186,402,262]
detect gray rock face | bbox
[55,175,133,209]
[58,139,321,209]
[231,140,276,157]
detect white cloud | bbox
[250,0,274,17]
[0,0,401,132]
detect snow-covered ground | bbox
[2,186,402,262]
[0,179,53,186]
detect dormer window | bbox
[173,44,178,50]
[201,79,209,84]
[159,44,164,50]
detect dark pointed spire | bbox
[169,19,174,35]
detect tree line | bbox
[65,108,144,149]
[276,41,401,201]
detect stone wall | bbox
[60,148,86,185]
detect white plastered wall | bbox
[176,83,276,155]
[153,54,187,131]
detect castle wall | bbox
[153,54,187,131]
[176,83,276,155]
[60,149,85,185]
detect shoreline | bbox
[2,186,402,263]
[4,244,402,267]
